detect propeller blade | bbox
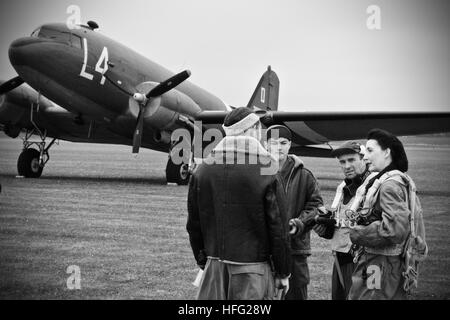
[0,76,24,94]
[146,70,191,98]
[132,105,145,154]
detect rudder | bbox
[246,66,280,111]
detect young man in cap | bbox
[265,124,324,300]
[187,107,291,300]
[313,141,373,300]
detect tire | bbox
[17,148,43,178]
[165,158,190,185]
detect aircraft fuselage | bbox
[8,23,228,147]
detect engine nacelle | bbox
[129,81,202,131]
[3,123,22,138]
[0,91,29,135]
[159,88,202,118]
[0,84,55,133]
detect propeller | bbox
[0,76,24,94]
[147,70,191,98]
[132,104,145,154]
[131,70,191,154]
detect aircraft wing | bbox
[195,110,450,156]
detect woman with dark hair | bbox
[348,129,411,300]
[366,128,409,173]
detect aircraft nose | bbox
[9,37,43,67]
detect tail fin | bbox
[246,66,280,111]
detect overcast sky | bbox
[0,0,448,112]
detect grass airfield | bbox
[0,133,449,299]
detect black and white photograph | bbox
[0,0,449,305]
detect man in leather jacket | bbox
[187,108,291,300]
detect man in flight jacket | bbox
[187,107,291,300]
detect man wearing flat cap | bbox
[265,124,324,300]
[313,140,375,300]
[187,107,291,300]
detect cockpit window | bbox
[70,34,82,49]
[31,27,41,37]
[35,27,71,45]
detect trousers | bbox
[285,254,309,300]
[331,251,355,300]
[197,258,276,300]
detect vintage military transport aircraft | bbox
[1,21,449,184]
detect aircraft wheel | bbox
[17,148,43,178]
[166,158,190,185]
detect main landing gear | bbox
[165,136,195,185]
[165,148,191,185]
[17,129,56,178]
[166,157,190,185]
[17,101,56,178]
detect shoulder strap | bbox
[382,171,416,236]
[348,172,378,212]
[349,172,378,213]
[364,170,407,206]
[379,170,406,183]
[404,174,417,238]
[331,181,346,211]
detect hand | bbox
[317,207,334,218]
[289,219,305,235]
[197,250,207,269]
[349,224,364,243]
[289,219,297,235]
[275,275,290,296]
